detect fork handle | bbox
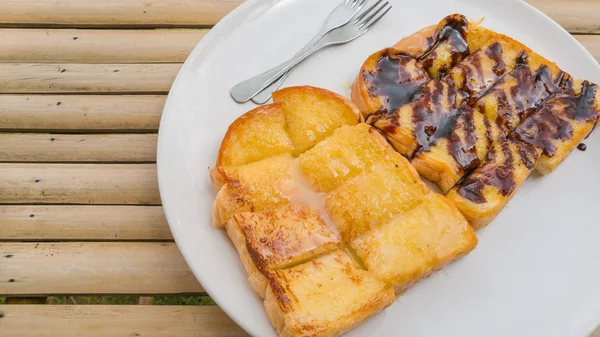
[230,33,330,103]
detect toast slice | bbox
[351,14,496,119]
[410,105,504,193]
[263,250,394,337]
[212,154,295,228]
[510,80,600,174]
[416,14,493,78]
[226,204,342,298]
[325,155,429,243]
[473,52,567,132]
[272,86,360,155]
[215,103,295,170]
[213,86,360,178]
[446,138,541,229]
[351,193,478,293]
[370,79,467,158]
[351,48,431,119]
[443,36,530,103]
[297,123,397,193]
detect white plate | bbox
[157,1,600,336]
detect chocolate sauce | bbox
[408,80,464,154]
[514,51,529,68]
[418,14,470,77]
[486,43,506,76]
[477,61,562,132]
[444,51,484,98]
[577,143,587,151]
[510,81,599,156]
[366,50,430,115]
[457,139,539,203]
[446,105,481,172]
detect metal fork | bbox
[230,0,390,103]
[250,0,366,105]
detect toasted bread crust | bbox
[263,250,394,337]
[216,103,294,168]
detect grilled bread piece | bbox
[411,105,504,193]
[215,104,294,170]
[510,80,600,174]
[370,80,467,158]
[226,204,342,299]
[263,250,394,337]
[297,123,398,193]
[212,154,295,228]
[351,48,430,119]
[446,138,541,229]
[443,37,526,103]
[325,155,429,243]
[351,193,478,293]
[272,86,360,155]
[473,52,567,132]
[369,79,504,193]
[351,14,495,119]
[212,86,359,182]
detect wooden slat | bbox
[577,35,600,62]
[0,95,164,132]
[0,242,203,295]
[0,29,206,63]
[0,0,243,27]
[526,0,600,34]
[0,133,157,162]
[0,164,160,205]
[0,305,247,337]
[0,205,171,240]
[0,63,180,93]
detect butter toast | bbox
[272,86,361,155]
[213,85,478,336]
[263,250,394,337]
[297,123,398,193]
[351,193,478,293]
[325,154,429,243]
[212,154,295,228]
[226,204,342,298]
[215,103,294,169]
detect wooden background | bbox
[0,0,598,336]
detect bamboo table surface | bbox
[0,0,598,336]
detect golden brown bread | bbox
[410,105,504,193]
[351,14,495,120]
[473,52,566,132]
[351,48,430,120]
[212,87,477,336]
[212,85,360,186]
[226,204,342,298]
[272,86,361,155]
[297,123,399,193]
[212,154,295,228]
[370,79,467,157]
[263,250,394,337]
[215,103,294,169]
[351,193,478,293]
[370,79,503,193]
[446,138,541,229]
[510,80,600,174]
[325,153,429,243]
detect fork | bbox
[230,0,390,103]
[250,0,367,105]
